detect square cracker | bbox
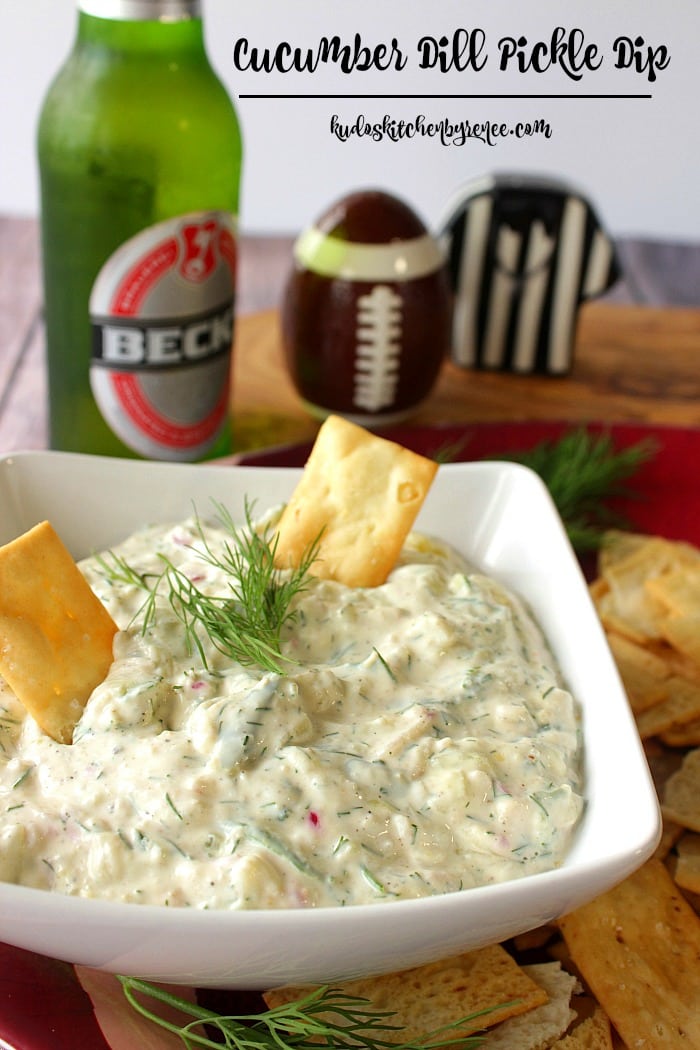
[594,534,700,644]
[670,832,700,895]
[603,631,669,714]
[662,747,700,833]
[662,717,700,748]
[635,676,700,740]
[264,944,548,1039]
[659,612,700,667]
[558,859,700,1048]
[0,521,117,744]
[273,415,438,588]
[646,566,700,618]
[551,1007,613,1049]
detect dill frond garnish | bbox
[118,978,503,1049]
[100,499,321,675]
[490,427,657,551]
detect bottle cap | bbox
[78,0,201,19]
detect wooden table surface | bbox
[228,304,700,453]
[1,214,699,457]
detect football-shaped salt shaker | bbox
[281,189,452,425]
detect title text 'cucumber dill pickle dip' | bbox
[0,509,583,909]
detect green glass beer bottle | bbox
[37,0,242,460]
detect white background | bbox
[1,0,698,240]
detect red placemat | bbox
[0,944,111,1050]
[236,421,700,547]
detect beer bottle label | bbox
[89,211,236,461]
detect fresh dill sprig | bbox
[490,427,657,551]
[99,499,321,675]
[118,978,503,1049]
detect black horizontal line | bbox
[239,93,653,101]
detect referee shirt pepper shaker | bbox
[439,174,620,375]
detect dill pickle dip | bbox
[0,509,584,909]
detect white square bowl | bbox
[0,451,660,988]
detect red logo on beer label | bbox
[180,220,218,283]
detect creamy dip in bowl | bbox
[0,452,660,987]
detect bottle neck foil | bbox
[77,0,201,20]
